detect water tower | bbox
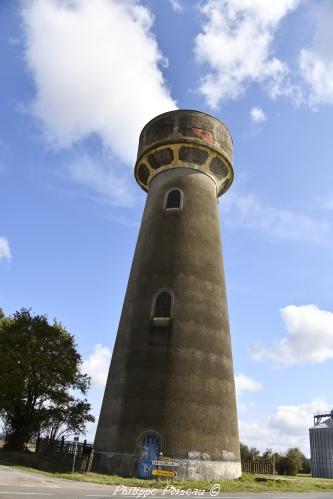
[94,110,241,480]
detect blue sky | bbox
[1,0,333,456]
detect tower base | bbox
[92,451,241,480]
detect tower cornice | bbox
[134,110,234,198]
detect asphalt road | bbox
[1,466,333,499]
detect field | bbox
[0,449,333,493]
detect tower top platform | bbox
[134,110,234,197]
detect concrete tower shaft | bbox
[94,110,241,480]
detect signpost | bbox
[72,436,79,473]
[152,455,180,482]
[152,469,177,478]
[152,460,180,467]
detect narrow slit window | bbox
[154,291,172,318]
[165,189,182,210]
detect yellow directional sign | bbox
[152,469,177,478]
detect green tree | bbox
[240,442,250,460]
[40,395,95,440]
[0,308,94,450]
[275,447,305,476]
[240,442,261,460]
[285,447,303,475]
[300,453,311,474]
[262,448,273,460]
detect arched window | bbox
[154,291,172,317]
[164,189,183,211]
[152,290,173,327]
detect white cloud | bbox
[68,154,135,207]
[169,0,183,13]
[21,0,177,165]
[0,237,12,261]
[270,398,329,435]
[222,192,331,244]
[240,397,332,455]
[300,51,333,106]
[299,1,333,106]
[82,344,112,387]
[194,0,301,107]
[250,106,266,123]
[251,304,333,366]
[240,418,305,454]
[235,373,263,395]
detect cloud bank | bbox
[82,344,112,387]
[68,154,135,207]
[195,1,333,109]
[222,192,331,245]
[240,397,331,455]
[21,0,176,206]
[235,373,263,395]
[299,1,333,106]
[251,304,333,366]
[194,0,300,107]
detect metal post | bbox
[72,437,79,473]
[157,451,163,484]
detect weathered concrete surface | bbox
[137,110,233,168]
[135,110,233,197]
[94,110,240,479]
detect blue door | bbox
[137,434,158,478]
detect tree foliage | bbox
[240,442,261,460]
[40,395,94,441]
[275,447,310,476]
[0,308,94,450]
[240,442,311,476]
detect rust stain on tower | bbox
[191,127,215,144]
[94,110,241,480]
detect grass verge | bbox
[1,450,333,493]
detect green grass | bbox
[50,472,333,493]
[0,449,68,473]
[1,450,333,493]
